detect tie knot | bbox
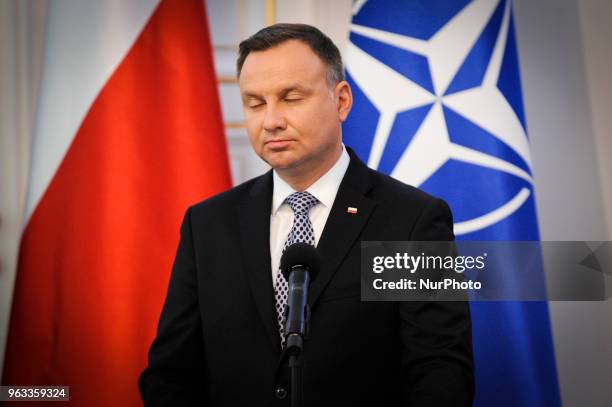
[285,191,318,215]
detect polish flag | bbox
[1,0,231,405]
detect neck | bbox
[277,144,343,192]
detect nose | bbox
[263,103,287,133]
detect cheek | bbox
[246,131,258,152]
[245,117,263,146]
[304,105,337,139]
[290,104,332,138]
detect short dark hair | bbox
[237,23,345,86]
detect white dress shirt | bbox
[270,145,350,284]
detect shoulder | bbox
[343,149,453,233]
[188,171,270,218]
[362,167,454,240]
[366,167,449,214]
[345,147,445,213]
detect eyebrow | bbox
[241,85,309,100]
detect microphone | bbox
[280,242,321,353]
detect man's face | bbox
[239,40,350,175]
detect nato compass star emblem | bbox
[344,0,535,236]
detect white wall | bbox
[578,0,612,241]
[0,0,47,376]
[514,1,612,406]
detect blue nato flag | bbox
[343,0,561,405]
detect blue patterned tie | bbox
[274,191,319,347]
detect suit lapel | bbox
[310,151,377,306]
[238,171,281,352]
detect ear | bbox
[334,80,353,123]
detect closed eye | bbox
[247,102,265,109]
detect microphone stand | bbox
[282,304,310,407]
[286,334,304,407]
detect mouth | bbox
[264,139,294,150]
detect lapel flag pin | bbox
[347,207,358,215]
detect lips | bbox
[264,139,293,149]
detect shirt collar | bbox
[272,144,350,214]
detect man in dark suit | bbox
[140,23,474,406]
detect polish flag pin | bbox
[347,207,358,215]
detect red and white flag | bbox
[2,0,231,405]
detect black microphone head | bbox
[280,242,321,281]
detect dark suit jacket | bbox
[139,149,474,406]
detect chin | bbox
[268,160,298,171]
[263,152,300,170]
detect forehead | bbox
[239,40,327,92]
